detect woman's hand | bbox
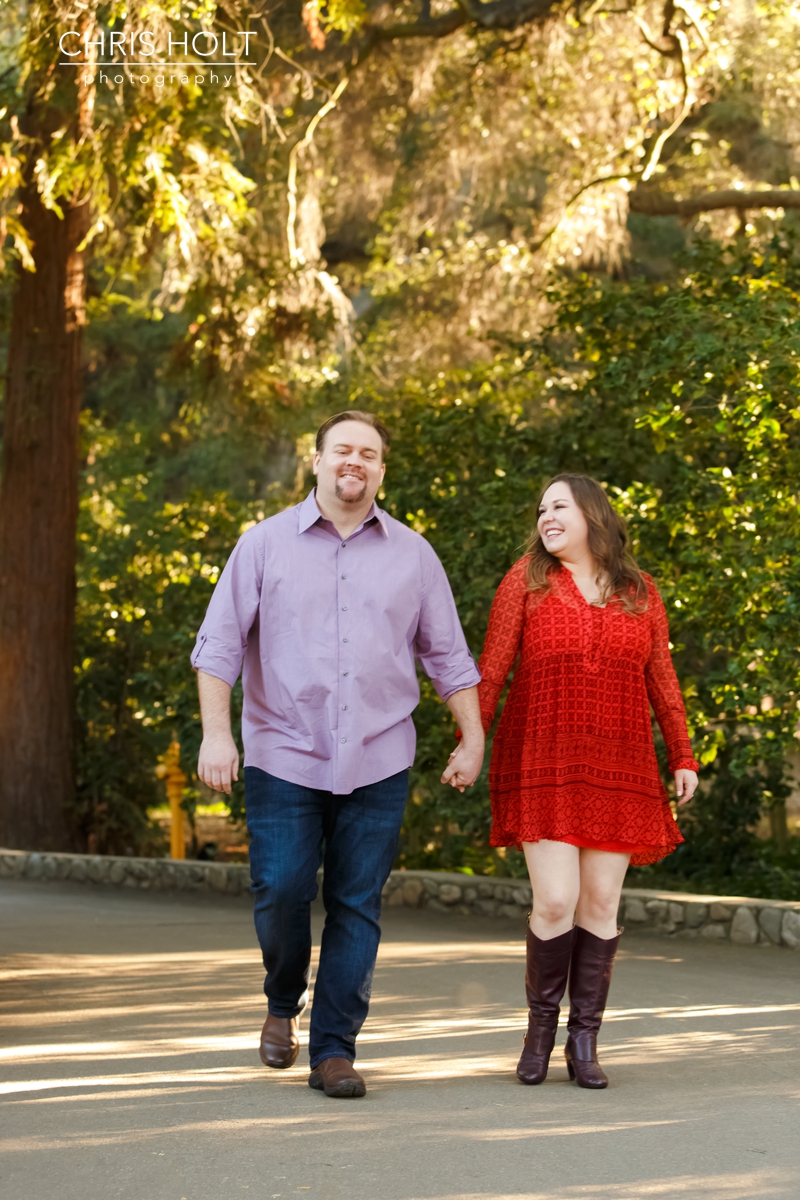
[674,769,698,806]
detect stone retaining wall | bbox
[1,848,798,950]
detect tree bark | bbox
[0,182,90,850]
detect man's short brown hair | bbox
[315,410,391,458]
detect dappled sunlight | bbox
[375,941,525,964]
[2,907,797,1200]
[432,1177,792,1200]
[3,938,798,1098]
[440,1118,689,1139]
[0,949,263,981]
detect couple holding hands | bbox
[193,410,698,1098]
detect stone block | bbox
[0,855,24,879]
[625,897,648,923]
[669,903,685,924]
[730,906,759,946]
[422,878,440,896]
[25,854,43,880]
[87,857,109,883]
[781,910,800,950]
[512,887,532,907]
[474,899,498,917]
[463,887,478,904]
[685,903,708,928]
[758,907,783,945]
[206,865,229,893]
[425,899,450,913]
[646,900,669,920]
[439,884,462,905]
[498,904,522,920]
[386,886,405,907]
[402,879,424,907]
[69,859,88,883]
[41,856,59,881]
[709,902,732,922]
[55,857,72,880]
[108,861,127,885]
[477,883,495,898]
[493,885,513,904]
[701,923,728,940]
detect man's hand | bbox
[674,769,698,806]
[441,739,484,793]
[198,733,240,795]
[442,685,485,793]
[196,671,238,794]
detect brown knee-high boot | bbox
[564,925,621,1089]
[517,925,575,1085]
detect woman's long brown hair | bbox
[525,473,648,614]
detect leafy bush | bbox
[73,238,800,897]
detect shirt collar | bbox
[297,489,389,539]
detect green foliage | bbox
[69,234,800,897]
[72,303,277,852]
[336,235,800,891]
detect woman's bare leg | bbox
[574,848,630,939]
[522,840,581,939]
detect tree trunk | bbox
[769,799,789,856]
[0,182,90,850]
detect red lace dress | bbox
[478,559,698,865]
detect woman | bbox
[478,473,698,1089]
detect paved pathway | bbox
[1,879,798,1200]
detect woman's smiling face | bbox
[537,480,590,562]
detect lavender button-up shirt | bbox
[191,489,480,795]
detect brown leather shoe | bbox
[259,1014,300,1070]
[308,1057,366,1098]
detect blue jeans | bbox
[244,766,409,1069]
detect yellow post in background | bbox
[164,740,186,860]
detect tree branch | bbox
[629,188,800,218]
[359,0,560,49]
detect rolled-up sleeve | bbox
[190,528,263,688]
[414,542,481,700]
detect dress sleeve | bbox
[644,583,699,773]
[477,559,529,732]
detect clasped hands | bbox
[440,737,484,794]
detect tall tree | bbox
[0,1,261,848]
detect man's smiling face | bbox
[313,419,386,509]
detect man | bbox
[192,410,484,1099]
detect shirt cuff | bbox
[190,644,243,689]
[434,662,482,703]
[669,757,699,773]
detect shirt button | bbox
[343,637,349,643]
[340,737,346,743]
[341,574,347,579]
[342,606,347,611]
[343,672,349,677]
[341,541,347,547]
